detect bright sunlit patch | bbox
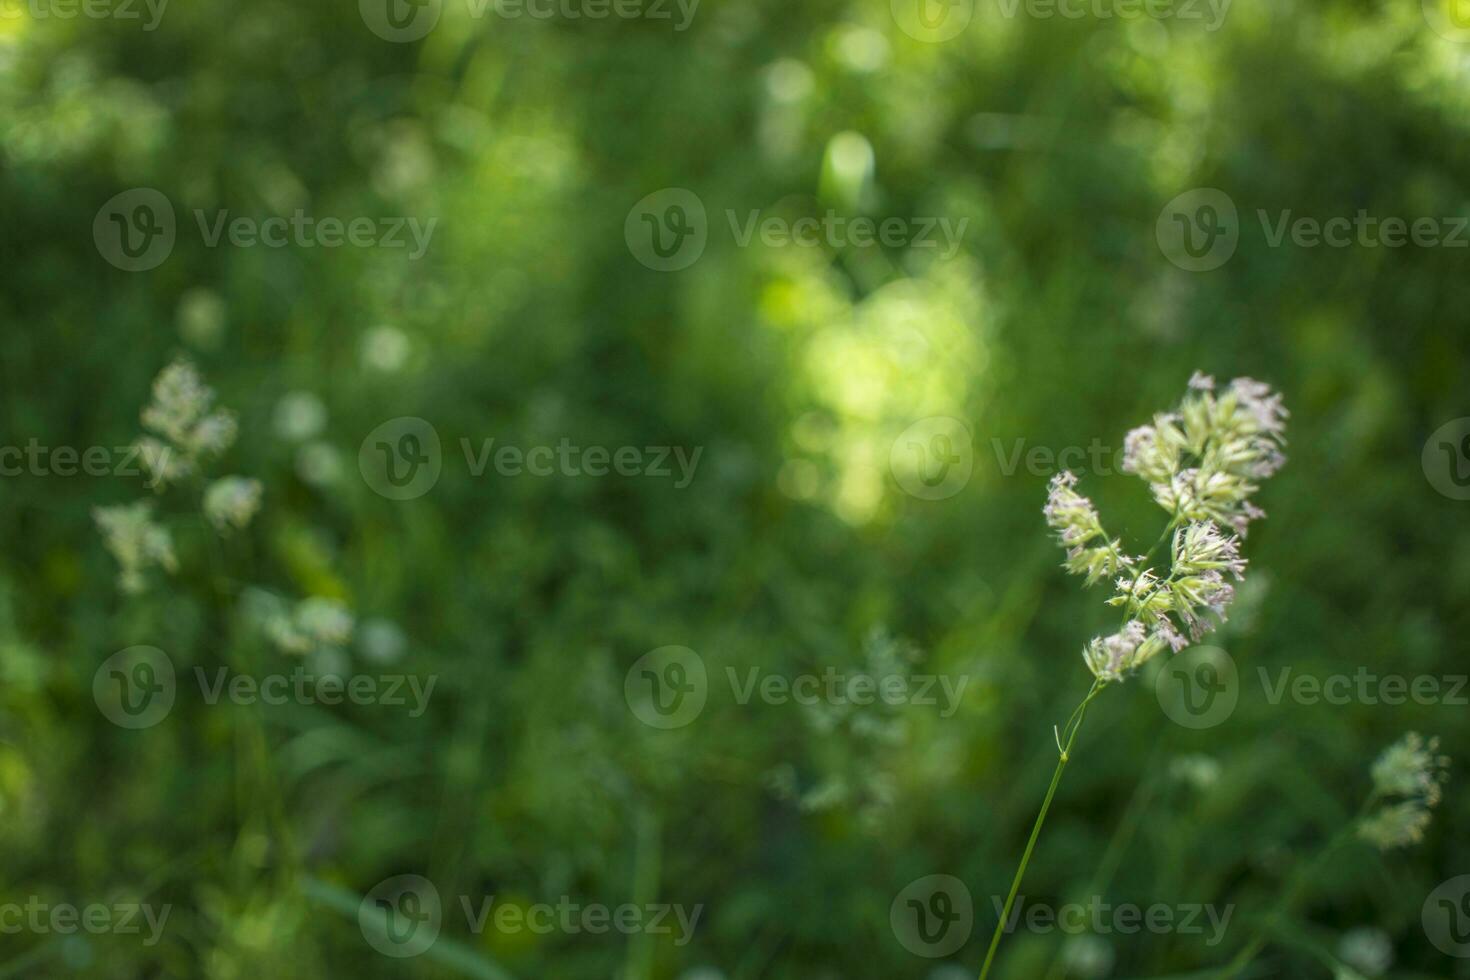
[820,130,875,211]
[766,261,987,525]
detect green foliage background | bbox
[0,0,1466,976]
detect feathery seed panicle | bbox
[1044,471,1134,586]
[1052,374,1287,683]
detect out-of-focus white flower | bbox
[1337,927,1392,977]
[141,358,238,460]
[203,476,262,532]
[1371,732,1448,804]
[296,597,354,646]
[360,326,411,372]
[307,645,351,682]
[136,435,191,490]
[295,442,343,486]
[1358,802,1433,850]
[93,502,177,594]
[272,391,327,442]
[1187,370,1215,391]
[177,288,226,350]
[358,618,407,664]
[1059,935,1114,979]
[1359,733,1448,850]
[264,596,355,655]
[1170,754,1221,792]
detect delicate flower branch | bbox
[979,373,1288,980]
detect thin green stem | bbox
[1116,514,1182,630]
[978,680,1106,980]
